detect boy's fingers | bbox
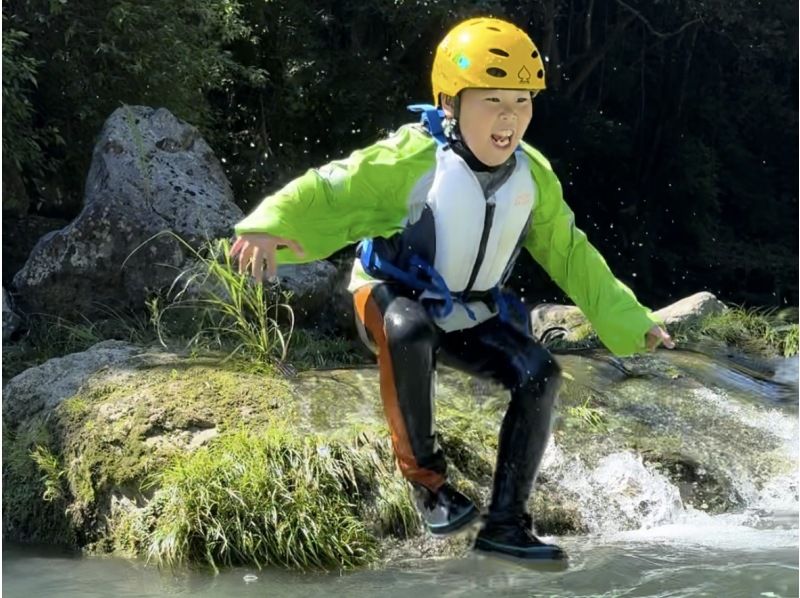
[265,245,278,280]
[236,241,251,274]
[230,237,244,256]
[251,246,265,283]
[662,331,676,349]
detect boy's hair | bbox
[432,17,546,107]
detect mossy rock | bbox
[1,342,522,569]
[4,335,793,570]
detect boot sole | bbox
[473,541,569,572]
[426,504,481,536]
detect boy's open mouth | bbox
[490,130,514,149]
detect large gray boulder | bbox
[276,260,340,327]
[652,291,727,328]
[3,339,792,561]
[2,215,70,288]
[12,106,243,318]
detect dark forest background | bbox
[3,0,797,309]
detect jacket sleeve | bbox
[521,145,659,356]
[234,127,426,264]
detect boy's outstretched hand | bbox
[229,234,305,282]
[646,325,675,351]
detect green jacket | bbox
[235,124,659,356]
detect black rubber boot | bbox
[474,513,567,568]
[411,482,480,535]
[475,346,567,567]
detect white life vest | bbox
[348,144,538,332]
[423,146,536,331]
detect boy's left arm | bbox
[522,147,670,356]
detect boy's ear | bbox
[440,94,456,118]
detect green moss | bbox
[2,420,77,545]
[4,359,298,548]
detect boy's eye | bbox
[483,96,531,104]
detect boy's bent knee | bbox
[383,298,437,346]
[515,346,562,394]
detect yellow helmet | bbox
[431,17,546,106]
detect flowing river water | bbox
[4,348,798,597]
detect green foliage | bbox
[147,234,294,366]
[1,23,48,178]
[147,427,379,570]
[4,0,264,212]
[3,0,796,306]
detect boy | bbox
[231,17,674,565]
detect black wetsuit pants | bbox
[354,283,562,521]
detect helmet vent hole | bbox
[486,67,507,78]
[489,48,510,57]
[486,26,501,32]
[531,50,539,59]
[537,69,544,79]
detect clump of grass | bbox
[139,234,295,367]
[30,445,66,503]
[145,427,380,571]
[286,328,368,370]
[566,400,607,431]
[331,426,419,538]
[778,323,799,358]
[675,306,799,358]
[2,421,76,545]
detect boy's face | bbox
[443,88,533,167]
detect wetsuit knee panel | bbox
[383,298,438,347]
[515,346,562,392]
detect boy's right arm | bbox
[232,125,433,276]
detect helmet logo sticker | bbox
[517,66,531,84]
[454,54,471,69]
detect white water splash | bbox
[541,446,685,534]
[542,377,799,550]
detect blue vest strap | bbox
[407,103,448,146]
